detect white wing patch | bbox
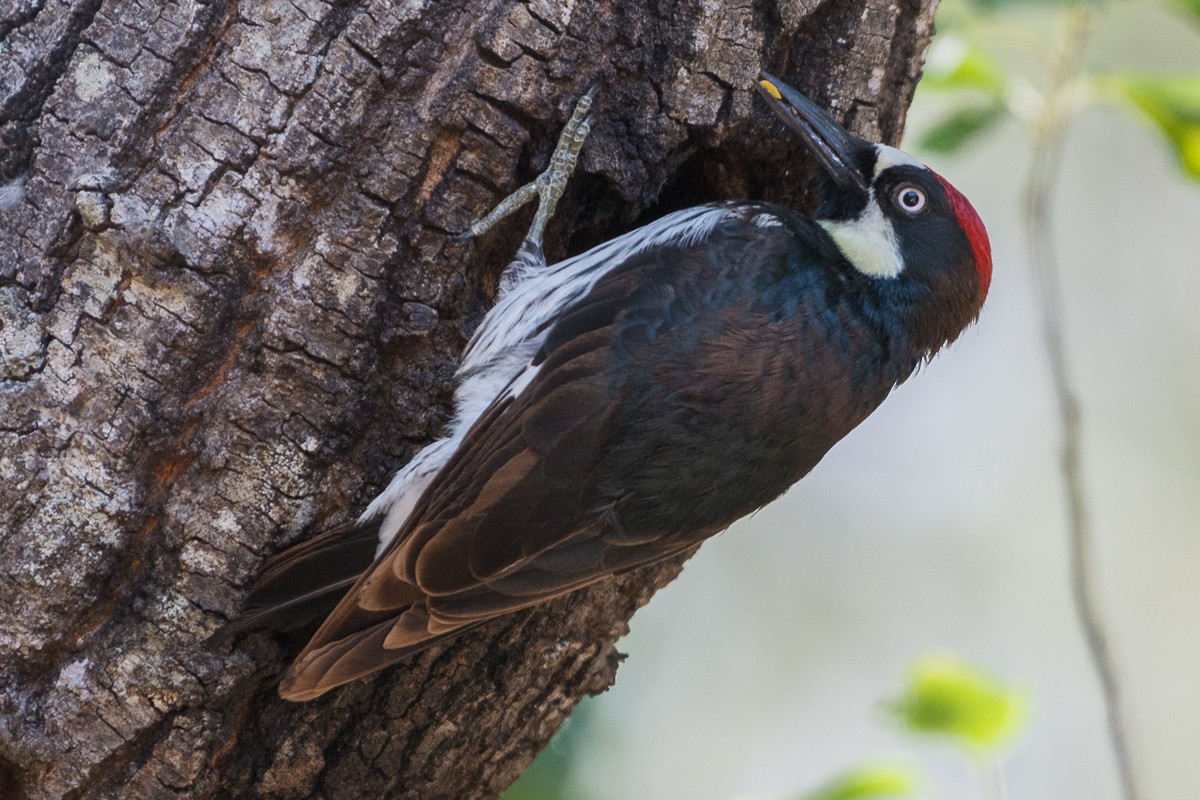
[461,204,738,379]
[363,204,745,549]
[361,437,457,554]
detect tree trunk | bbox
[0,0,937,796]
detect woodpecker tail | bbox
[207,521,380,647]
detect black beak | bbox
[756,72,871,196]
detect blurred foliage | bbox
[919,104,1007,153]
[1171,0,1200,22]
[781,653,1026,800]
[793,762,919,800]
[966,0,1103,8]
[500,700,596,800]
[917,37,1009,154]
[920,39,1007,95]
[1102,74,1200,177]
[915,0,1200,181]
[504,653,1025,800]
[887,653,1028,754]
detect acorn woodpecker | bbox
[219,73,992,701]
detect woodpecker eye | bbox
[894,185,927,215]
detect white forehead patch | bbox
[873,144,925,177]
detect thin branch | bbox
[1020,8,1141,800]
[971,756,1006,800]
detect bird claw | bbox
[456,86,597,250]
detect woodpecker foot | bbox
[457,86,596,251]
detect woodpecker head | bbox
[756,73,992,336]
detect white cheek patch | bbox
[817,195,904,279]
[814,143,925,279]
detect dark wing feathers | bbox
[249,522,380,605]
[207,521,380,646]
[277,217,803,700]
[280,342,623,697]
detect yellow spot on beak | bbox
[759,79,782,100]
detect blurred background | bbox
[505,1,1200,798]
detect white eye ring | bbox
[894,184,927,215]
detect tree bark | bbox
[0,0,937,797]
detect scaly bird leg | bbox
[459,86,596,260]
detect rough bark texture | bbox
[0,0,937,797]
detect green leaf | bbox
[921,37,1006,95]
[796,762,920,800]
[1106,73,1200,180]
[1169,0,1200,23]
[917,103,1006,154]
[887,653,1028,754]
